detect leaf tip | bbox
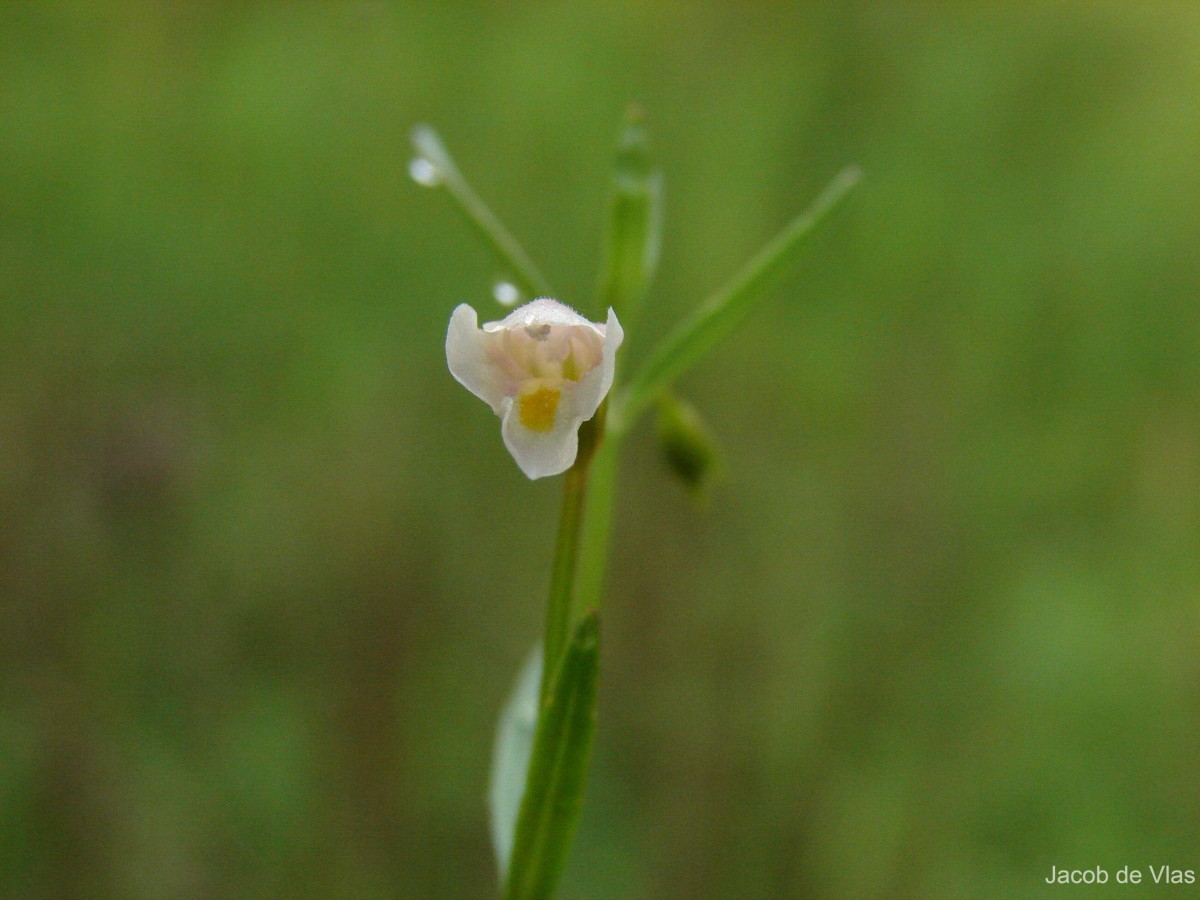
[410,123,445,162]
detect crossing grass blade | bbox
[613,165,861,433]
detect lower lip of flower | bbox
[518,387,562,432]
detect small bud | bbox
[656,392,722,505]
[596,105,663,324]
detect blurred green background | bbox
[3,3,1199,898]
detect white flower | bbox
[446,298,624,479]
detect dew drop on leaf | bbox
[408,157,442,187]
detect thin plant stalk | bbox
[540,463,589,707]
[411,124,553,300]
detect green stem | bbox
[541,463,589,707]
[572,436,618,617]
[501,410,610,899]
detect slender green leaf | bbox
[594,106,663,323]
[411,124,553,299]
[489,646,543,883]
[612,165,861,433]
[503,613,601,900]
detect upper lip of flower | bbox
[446,298,624,479]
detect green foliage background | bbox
[3,4,1199,897]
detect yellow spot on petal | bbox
[518,387,560,432]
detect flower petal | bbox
[565,306,624,423]
[488,298,596,333]
[446,300,624,480]
[446,304,507,413]
[500,396,581,479]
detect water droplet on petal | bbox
[408,157,442,187]
[493,280,521,306]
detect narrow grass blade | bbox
[613,165,861,433]
[503,613,601,900]
[411,124,553,299]
[489,645,543,882]
[594,106,663,323]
